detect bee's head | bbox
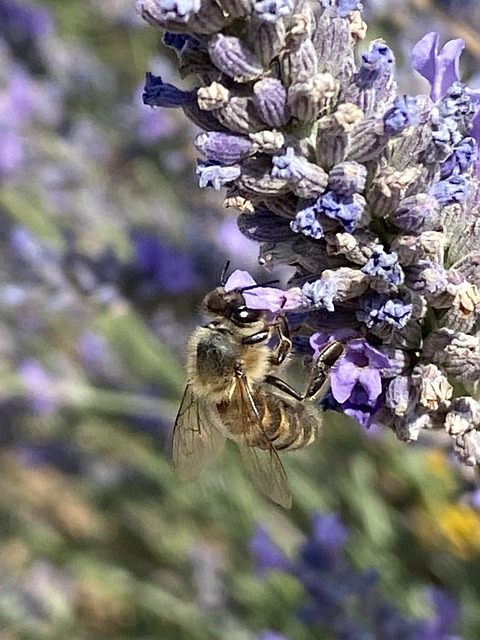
[202,286,264,327]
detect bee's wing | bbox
[232,377,292,509]
[172,385,226,480]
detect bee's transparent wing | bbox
[233,377,292,509]
[172,385,226,479]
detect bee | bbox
[172,271,343,508]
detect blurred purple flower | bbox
[250,526,290,576]
[0,0,53,43]
[19,359,58,416]
[130,231,197,295]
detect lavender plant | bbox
[252,512,462,640]
[137,0,480,462]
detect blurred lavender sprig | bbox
[137,0,480,464]
[252,512,462,640]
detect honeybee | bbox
[172,271,343,508]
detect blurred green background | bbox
[1,1,480,638]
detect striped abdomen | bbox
[257,388,320,451]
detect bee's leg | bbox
[304,341,345,400]
[264,374,303,401]
[265,341,345,401]
[269,315,292,367]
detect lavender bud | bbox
[438,82,476,133]
[450,251,480,289]
[196,161,241,189]
[347,116,390,162]
[327,161,367,197]
[197,82,229,111]
[383,96,418,136]
[404,261,450,302]
[453,430,480,466]
[390,194,441,233]
[194,132,255,164]
[312,7,355,78]
[423,111,462,164]
[385,375,418,416]
[271,148,328,198]
[253,78,290,128]
[281,36,318,87]
[251,19,286,67]
[430,175,470,206]
[304,267,369,307]
[288,73,338,123]
[355,41,394,90]
[216,0,253,18]
[433,331,480,382]
[237,157,289,195]
[438,281,480,333]
[316,103,364,169]
[249,131,285,153]
[186,0,227,34]
[208,34,263,82]
[367,167,422,219]
[238,209,293,241]
[440,137,477,179]
[412,364,453,412]
[327,229,378,266]
[446,397,480,436]
[213,96,265,134]
[390,231,446,267]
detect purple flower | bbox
[142,73,197,108]
[430,174,469,205]
[311,334,390,406]
[19,360,58,416]
[362,247,404,287]
[356,42,394,90]
[302,279,338,312]
[196,161,242,190]
[357,293,413,329]
[317,191,365,233]
[163,32,197,50]
[290,203,325,240]
[224,270,301,313]
[130,231,197,295]
[440,137,477,178]
[383,96,417,136]
[250,526,290,576]
[412,32,465,102]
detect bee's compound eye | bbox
[232,306,261,324]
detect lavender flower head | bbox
[137,0,480,464]
[251,512,463,639]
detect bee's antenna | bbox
[220,260,231,286]
[240,279,280,292]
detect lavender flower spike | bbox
[139,0,480,462]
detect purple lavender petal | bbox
[412,32,465,102]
